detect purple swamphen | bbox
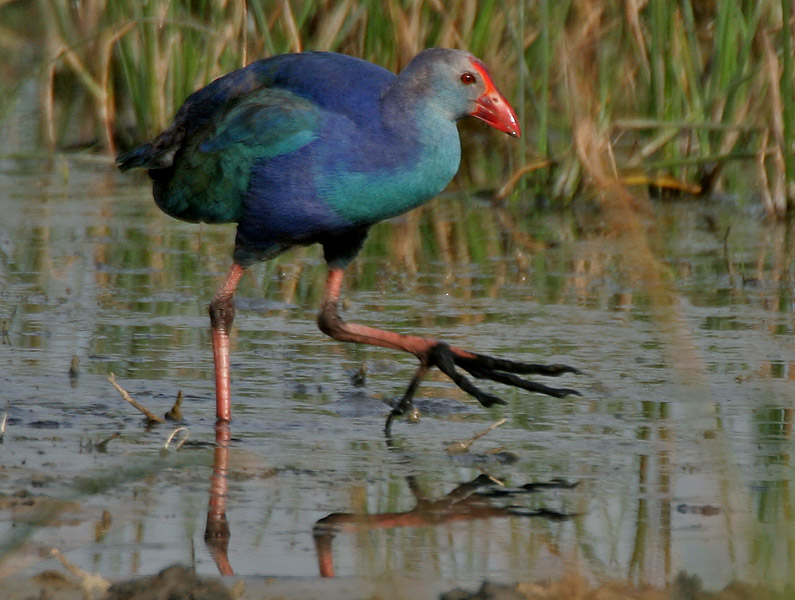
[116,49,579,432]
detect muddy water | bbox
[0,157,793,597]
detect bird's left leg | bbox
[316,267,579,433]
[210,263,246,423]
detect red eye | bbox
[460,72,476,85]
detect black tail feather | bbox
[115,143,156,172]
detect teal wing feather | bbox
[151,88,320,224]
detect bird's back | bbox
[117,52,397,225]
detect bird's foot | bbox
[384,343,580,435]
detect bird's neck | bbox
[322,91,462,227]
[380,77,460,144]
[379,80,463,181]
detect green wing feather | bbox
[153,88,319,224]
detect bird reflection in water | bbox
[201,422,577,578]
[203,423,234,576]
[313,474,577,577]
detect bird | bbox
[116,48,579,433]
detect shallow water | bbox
[0,157,793,596]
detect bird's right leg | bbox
[209,263,246,423]
[316,268,579,434]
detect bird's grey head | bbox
[393,48,520,136]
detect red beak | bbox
[468,59,521,138]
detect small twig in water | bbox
[163,427,190,452]
[350,363,367,387]
[165,390,184,421]
[477,467,505,486]
[80,432,120,453]
[51,548,110,600]
[446,418,507,455]
[95,432,120,452]
[68,355,80,384]
[108,373,165,424]
[2,306,16,345]
[722,226,739,288]
[0,400,8,443]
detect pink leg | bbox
[210,264,245,423]
[317,268,439,357]
[316,268,580,433]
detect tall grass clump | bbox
[517,0,795,216]
[2,0,795,216]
